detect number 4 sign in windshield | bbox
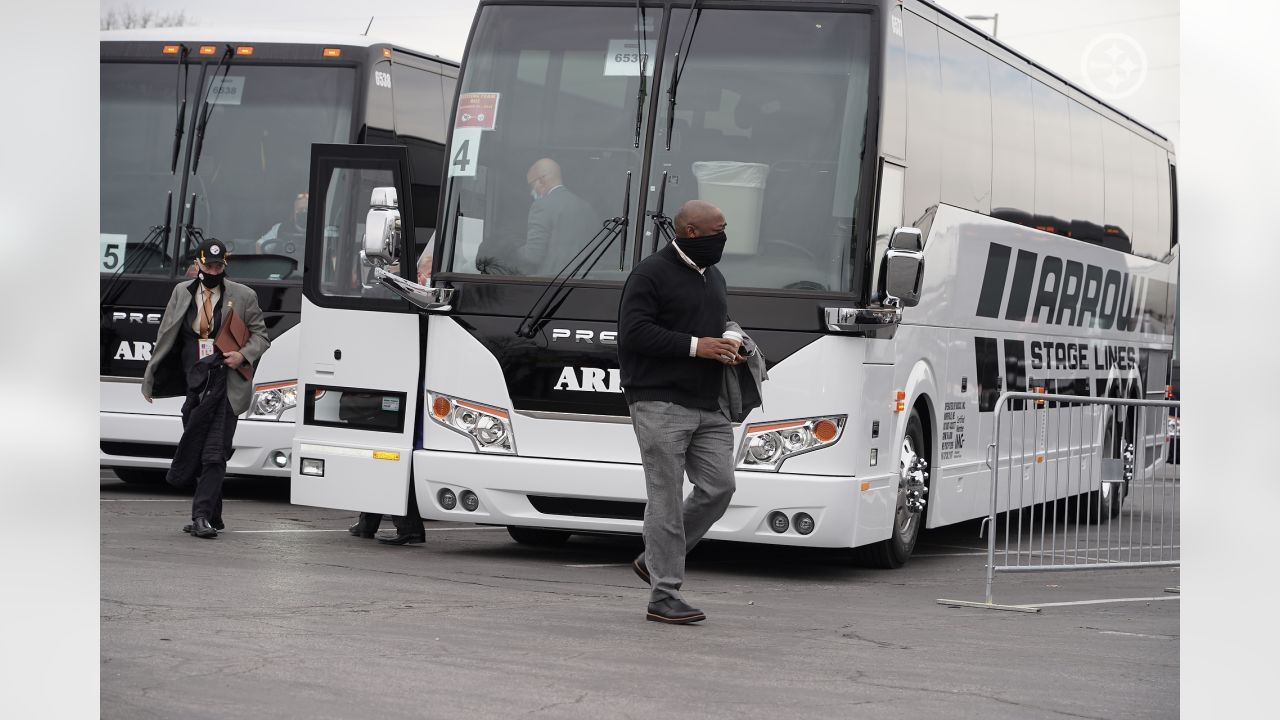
[449,128,482,178]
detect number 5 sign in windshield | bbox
[455,92,500,131]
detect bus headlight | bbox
[427,391,516,454]
[737,416,846,472]
[249,380,297,420]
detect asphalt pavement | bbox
[101,469,1179,720]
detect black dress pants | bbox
[192,403,237,523]
[357,477,424,536]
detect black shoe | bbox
[632,556,651,585]
[646,597,705,625]
[183,520,225,533]
[376,531,425,545]
[348,522,377,539]
[191,517,218,539]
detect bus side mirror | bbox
[884,227,924,308]
[363,186,401,266]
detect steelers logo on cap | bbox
[210,245,221,256]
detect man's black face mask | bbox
[679,231,728,268]
[199,269,226,289]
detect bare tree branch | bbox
[101,5,193,30]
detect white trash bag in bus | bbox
[691,161,769,255]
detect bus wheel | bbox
[113,468,167,485]
[855,410,929,569]
[506,526,572,547]
[1084,419,1129,522]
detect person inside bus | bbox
[512,158,598,276]
[141,237,271,539]
[618,199,751,625]
[256,191,309,257]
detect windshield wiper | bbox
[648,170,676,254]
[101,192,173,306]
[514,171,632,339]
[190,45,234,176]
[632,1,649,148]
[169,44,190,174]
[664,0,703,151]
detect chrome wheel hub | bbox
[896,435,929,542]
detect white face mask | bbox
[531,189,540,201]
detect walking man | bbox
[142,238,270,538]
[617,199,747,624]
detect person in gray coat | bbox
[142,237,270,538]
[516,158,599,276]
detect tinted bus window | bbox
[1031,81,1071,235]
[392,64,447,255]
[1068,100,1104,244]
[1156,152,1173,253]
[101,63,193,276]
[1130,134,1161,259]
[989,57,1034,222]
[939,30,991,214]
[1101,120,1133,252]
[194,65,356,280]
[903,11,941,226]
[881,5,907,160]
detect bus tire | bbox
[113,468,167,485]
[1083,416,1126,522]
[854,410,928,569]
[506,526,572,547]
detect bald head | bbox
[673,200,726,239]
[527,158,564,198]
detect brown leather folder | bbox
[215,305,253,381]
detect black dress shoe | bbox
[183,519,225,534]
[632,556,651,585]
[348,522,377,539]
[376,531,425,545]
[191,517,218,539]
[646,597,705,624]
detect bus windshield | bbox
[439,4,873,293]
[101,62,356,281]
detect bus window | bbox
[1069,100,1105,243]
[648,7,873,293]
[903,11,941,228]
[1130,135,1161,260]
[101,63,192,275]
[192,65,356,280]
[1102,120,1134,252]
[1031,81,1072,236]
[989,56,1035,224]
[939,29,991,215]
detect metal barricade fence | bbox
[939,391,1180,612]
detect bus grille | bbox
[100,441,176,459]
[527,495,645,521]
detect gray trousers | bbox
[630,401,737,603]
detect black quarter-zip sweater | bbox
[617,242,729,410]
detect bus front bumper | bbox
[415,450,898,549]
[100,411,295,478]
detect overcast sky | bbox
[101,0,1178,145]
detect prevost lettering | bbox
[975,243,1147,331]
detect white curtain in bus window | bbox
[318,167,398,299]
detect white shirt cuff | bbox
[689,336,698,357]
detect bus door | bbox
[291,144,429,514]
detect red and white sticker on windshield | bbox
[455,92,500,131]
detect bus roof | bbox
[100,27,458,67]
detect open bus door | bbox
[290,144,444,514]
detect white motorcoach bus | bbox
[100,28,456,483]
[291,0,1176,567]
